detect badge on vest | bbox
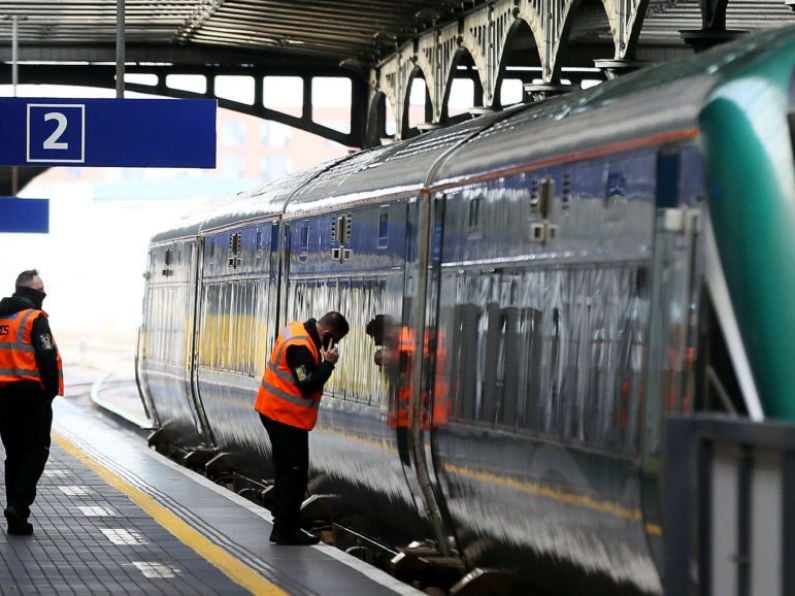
[295,365,308,382]
[39,334,53,350]
[0,325,8,336]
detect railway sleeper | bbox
[231,473,274,506]
[182,447,218,471]
[203,452,237,483]
[146,428,170,454]
[300,493,341,521]
[391,544,467,592]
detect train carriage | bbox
[137,26,795,595]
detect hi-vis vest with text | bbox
[255,322,323,430]
[0,308,64,395]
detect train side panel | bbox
[427,144,701,594]
[191,222,281,471]
[282,201,435,539]
[139,239,206,447]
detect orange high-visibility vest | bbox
[390,327,414,429]
[389,327,449,429]
[0,308,64,396]
[254,321,323,430]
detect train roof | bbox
[282,111,505,217]
[434,24,795,185]
[149,25,795,243]
[148,158,343,243]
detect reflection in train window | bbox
[198,278,271,376]
[286,276,391,406]
[145,285,189,366]
[441,265,649,453]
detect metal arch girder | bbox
[459,0,519,108]
[601,0,651,59]
[370,0,577,133]
[514,0,573,83]
[415,21,462,124]
[0,63,367,148]
[375,0,524,136]
[375,43,418,140]
[369,0,649,138]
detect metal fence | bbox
[664,415,795,596]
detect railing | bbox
[664,415,795,596]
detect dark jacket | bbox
[0,294,61,399]
[285,318,335,396]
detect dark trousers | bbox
[259,413,309,535]
[0,384,53,519]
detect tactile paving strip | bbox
[0,443,250,595]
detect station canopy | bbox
[0,0,792,66]
[0,0,792,195]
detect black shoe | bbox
[4,508,33,536]
[272,529,319,546]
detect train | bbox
[136,25,795,595]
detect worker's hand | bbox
[321,339,339,364]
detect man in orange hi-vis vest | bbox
[0,270,63,536]
[254,311,348,545]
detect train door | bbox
[139,239,213,450]
[401,192,456,556]
[640,145,705,565]
[188,236,216,449]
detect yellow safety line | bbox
[52,431,286,596]
[443,462,644,522]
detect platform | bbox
[0,396,420,595]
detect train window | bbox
[162,249,173,277]
[442,266,647,453]
[656,149,681,208]
[467,197,481,228]
[538,178,554,219]
[378,212,389,249]
[299,225,309,260]
[228,233,241,269]
[254,230,264,266]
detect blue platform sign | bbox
[0,198,49,233]
[0,98,216,167]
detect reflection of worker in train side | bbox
[366,315,448,466]
[254,311,349,545]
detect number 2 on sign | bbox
[43,112,69,150]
